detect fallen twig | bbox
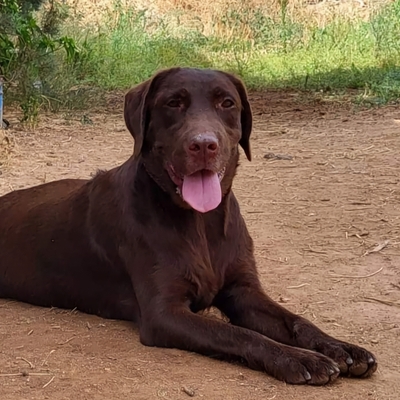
[329,267,383,279]
[41,350,56,367]
[57,336,75,345]
[363,240,390,256]
[16,357,34,369]
[0,372,52,377]
[42,376,55,388]
[390,283,400,290]
[362,297,400,308]
[287,283,310,289]
[305,246,328,255]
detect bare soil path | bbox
[0,92,399,400]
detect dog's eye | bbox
[221,99,234,108]
[167,99,181,108]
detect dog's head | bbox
[124,67,252,213]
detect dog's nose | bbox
[187,134,219,162]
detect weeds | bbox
[1,0,400,119]
[73,0,399,103]
[0,0,80,124]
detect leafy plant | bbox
[0,0,79,124]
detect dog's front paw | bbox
[271,347,340,385]
[315,340,377,378]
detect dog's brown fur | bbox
[0,67,377,385]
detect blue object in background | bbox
[0,78,9,129]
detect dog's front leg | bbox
[138,303,340,385]
[213,269,377,379]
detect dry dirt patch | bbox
[0,93,399,400]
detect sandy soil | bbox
[0,92,399,400]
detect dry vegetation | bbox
[1,0,399,127]
[62,0,394,46]
[65,0,390,29]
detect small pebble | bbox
[182,386,195,397]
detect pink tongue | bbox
[182,170,222,213]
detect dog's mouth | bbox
[167,164,226,213]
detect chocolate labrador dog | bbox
[0,67,377,385]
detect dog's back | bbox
[0,179,87,295]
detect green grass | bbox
[3,0,400,118]
[66,0,400,105]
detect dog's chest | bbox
[186,214,242,312]
[185,241,230,313]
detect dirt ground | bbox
[0,92,399,400]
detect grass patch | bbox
[68,0,400,103]
[2,0,400,120]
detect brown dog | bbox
[0,67,377,385]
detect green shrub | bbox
[0,0,79,124]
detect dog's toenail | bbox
[346,357,353,365]
[304,371,311,381]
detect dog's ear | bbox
[220,72,253,161]
[124,79,151,158]
[124,68,180,158]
